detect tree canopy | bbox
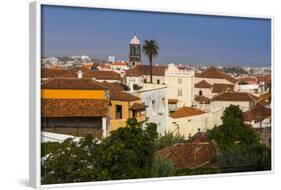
[208,105,271,172]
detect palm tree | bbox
[142,40,159,83]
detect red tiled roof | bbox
[238,77,257,84]
[259,92,271,101]
[212,92,258,102]
[83,70,122,80]
[212,83,234,93]
[126,65,167,77]
[129,103,147,111]
[101,81,140,101]
[195,95,211,104]
[112,61,128,66]
[243,104,271,123]
[111,91,140,101]
[42,99,108,117]
[257,76,271,85]
[170,107,206,119]
[190,132,209,144]
[195,80,212,88]
[101,81,124,92]
[156,143,216,169]
[41,68,71,78]
[41,78,108,90]
[168,99,178,104]
[196,67,237,83]
[42,68,122,80]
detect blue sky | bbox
[41,5,271,67]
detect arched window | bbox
[157,79,160,84]
[199,90,203,96]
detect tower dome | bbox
[130,34,140,44]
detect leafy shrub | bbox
[151,158,175,177]
[155,132,185,150]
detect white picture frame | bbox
[29,1,274,189]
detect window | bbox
[178,78,182,84]
[157,79,160,84]
[178,89,182,96]
[115,105,122,119]
[162,97,165,106]
[199,90,203,96]
[144,79,147,83]
[132,110,137,118]
[152,100,156,111]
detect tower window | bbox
[199,90,203,96]
[178,89,182,96]
[178,78,182,84]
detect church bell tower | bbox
[129,34,141,68]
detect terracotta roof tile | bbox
[257,76,271,85]
[190,132,209,144]
[83,70,122,80]
[259,92,271,101]
[238,77,257,84]
[111,61,128,66]
[156,143,216,169]
[170,107,206,119]
[101,81,124,92]
[195,80,212,88]
[196,67,237,83]
[41,78,108,90]
[243,104,271,123]
[126,65,167,77]
[42,99,108,117]
[212,83,234,93]
[42,68,122,80]
[212,92,258,102]
[195,95,211,104]
[100,81,139,101]
[41,68,70,78]
[110,91,140,101]
[129,103,147,111]
[168,99,178,104]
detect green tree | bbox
[209,105,259,147]
[208,105,271,172]
[155,132,185,150]
[142,40,159,83]
[41,142,60,158]
[41,134,100,184]
[218,143,271,172]
[95,120,158,180]
[151,158,175,177]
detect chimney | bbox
[77,70,83,79]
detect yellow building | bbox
[41,78,110,138]
[101,82,147,132]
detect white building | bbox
[134,84,168,135]
[167,107,214,139]
[165,63,194,112]
[211,92,257,112]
